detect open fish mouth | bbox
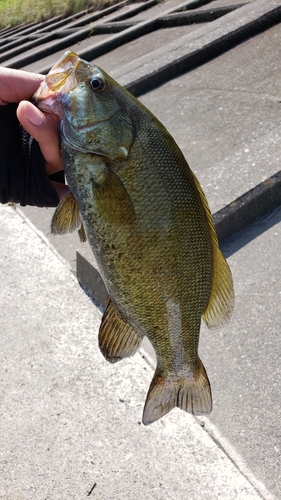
[33,51,89,115]
[39,51,82,94]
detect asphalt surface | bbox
[1,0,281,498]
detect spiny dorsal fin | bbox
[191,172,234,328]
[99,298,142,363]
[51,191,87,243]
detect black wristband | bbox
[0,103,63,207]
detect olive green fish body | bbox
[34,52,234,424]
[63,110,212,353]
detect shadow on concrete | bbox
[222,205,281,258]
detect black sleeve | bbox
[0,103,64,207]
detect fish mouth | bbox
[34,50,119,154]
[44,51,82,93]
[34,51,89,115]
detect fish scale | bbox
[34,51,234,425]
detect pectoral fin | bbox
[99,298,142,363]
[93,169,135,225]
[51,192,86,242]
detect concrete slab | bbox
[21,37,107,75]
[92,25,205,72]
[0,204,268,499]
[112,0,281,93]
[3,0,211,70]
[17,205,84,275]
[25,0,247,75]
[22,25,201,74]
[198,206,281,499]
[0,1,153,68]
[197,0,252,8]
[138,21,281,213]
[123,0,204,21]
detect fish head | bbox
[34,51,135,161]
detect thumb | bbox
[17,100,63,176]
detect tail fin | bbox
[142,360,212,425]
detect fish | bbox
[34,51,234,425]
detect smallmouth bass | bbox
[34,51,234,425]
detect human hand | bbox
[0,67,68,200]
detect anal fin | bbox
[142,359,212,425]
[99,298,142,363]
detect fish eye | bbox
[89,76,106,92]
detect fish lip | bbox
[33,51,83,109]
[33,80,65,117]
[45,51,82,93]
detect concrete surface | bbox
[138,19,281,214]
[199,206,281,498]
[1,1,150,68]
[0,205,268,500]
[111,0,281,93]
[4,0,205,71]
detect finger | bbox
[17,100,63,176]
[0,68,44,104]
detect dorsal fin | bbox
[99,298,142,363]
[51,191,87,243]
[192,172,234,328]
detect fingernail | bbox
[25,103,44,126]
